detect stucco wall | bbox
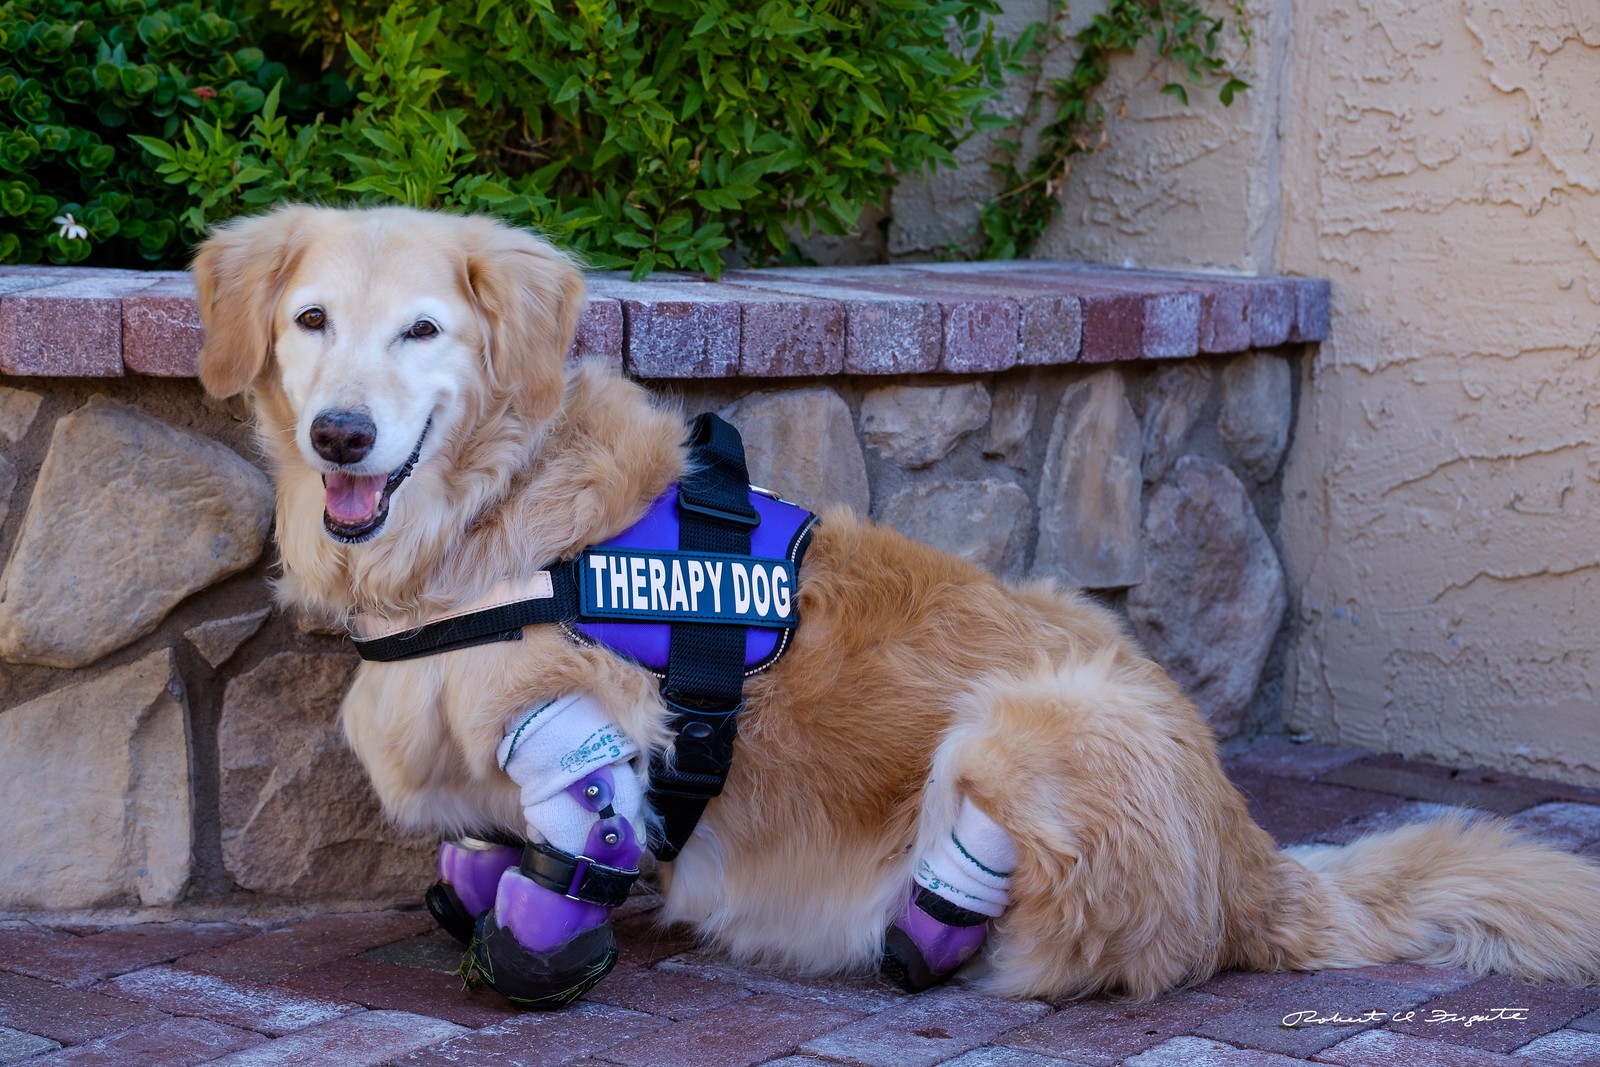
[999,1,1600,783]
[1277,2,1600,784]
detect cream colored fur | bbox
[194,204,1600,999]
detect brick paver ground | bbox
[4,736,1600,1065]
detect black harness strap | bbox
[352,566,583,662]
[648,413,759,862]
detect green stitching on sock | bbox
[499,699,559,767]
[951,832,1013,880]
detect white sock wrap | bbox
[496,693,645,855]
[913,798,1016,918]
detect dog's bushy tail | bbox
[1286,812,1600,984]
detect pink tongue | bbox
[324,471,388,525]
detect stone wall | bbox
[0,262,1322,914]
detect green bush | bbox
[7,0,1244,276]
[135,0,1008,277]
[0,0,346,265]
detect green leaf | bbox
[470,179,517,201]
[341,174,407,196]
[858,82,888,119]
[553,74,585,105]
[129,134,175,161]
[346,35,375,71]
[362,128,408,156]
[629,250,659,281]
[610,230,652,248]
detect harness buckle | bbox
[565,856,596,899]
[645,695,740,860]
[677,488,760,529]
[660,695,741,777]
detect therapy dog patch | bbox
[579,548,798,628]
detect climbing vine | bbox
[976,0,1252,260]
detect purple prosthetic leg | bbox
[881,886,991,992]
[470,767,642,1009]
[426,839,522,945]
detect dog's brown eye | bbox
[296,307,326,331]
[407,319,438,339]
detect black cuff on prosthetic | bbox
[519,842,639,908]
[913,885,990,928]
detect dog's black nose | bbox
[310,410,377,465]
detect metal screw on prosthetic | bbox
[426,838,522,945]
[470,766,642,1009]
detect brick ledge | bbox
[0,261,1328,379]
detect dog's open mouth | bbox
[321,420,429,543]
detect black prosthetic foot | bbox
[469,913,619,1010]
[425,880,478,946]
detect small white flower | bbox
[52,214,88,241]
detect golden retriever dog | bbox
[192,204,1600,1006]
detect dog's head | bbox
[192,204,583,544]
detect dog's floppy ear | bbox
[462,217,585,424]
[191,205,312,398]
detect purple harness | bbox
[567,485,817,677]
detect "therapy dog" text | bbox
[580,549,797,627]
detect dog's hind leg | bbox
[468,694,648,1009]
[917,651,1275,1001]
[882,797,1017,991]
